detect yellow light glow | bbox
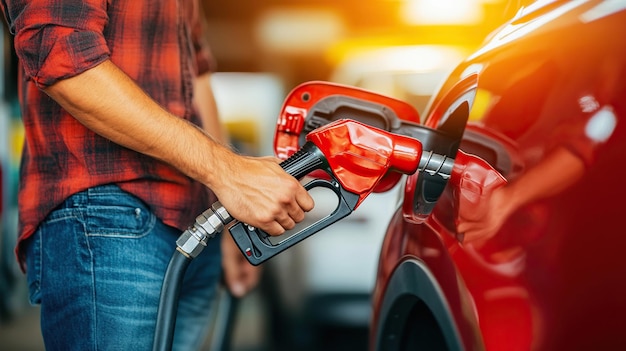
[401,0,485,25]
[255,8,345,54]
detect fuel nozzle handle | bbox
[279,141,330,180]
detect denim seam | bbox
[84,226,98,351]
[32,229,42,300]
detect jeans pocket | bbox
[85,194,156,238]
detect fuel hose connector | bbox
[176,201,233,258]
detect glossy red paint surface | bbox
[372,2,626,350]
[307,119,422,208]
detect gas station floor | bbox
[0,289,269,351]
[0,304,43,351]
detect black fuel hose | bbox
[152,202,232,351]
[152,249,191,351]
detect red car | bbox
[370,1,626,350]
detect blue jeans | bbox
[25,184,222,350]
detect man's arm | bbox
[193,73,229,144]
[193,72,261,297]
[45,60,314,235]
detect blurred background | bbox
[1,0,517,350]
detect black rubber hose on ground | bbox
[152,250,192,351]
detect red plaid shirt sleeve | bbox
[5,0,111,88]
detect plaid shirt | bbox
[1,0,215,269]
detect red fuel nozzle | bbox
[306,119,423,208]
[228,119,424,265]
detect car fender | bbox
[371,210,484,351]
[374,258,464,351]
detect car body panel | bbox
[263,45,471,350]
[372,1,626,350]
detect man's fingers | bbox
[286,199,307,223]
[457,221,489,242]
[262,222,285,236]
[296,188,315,212]
[275,184,313,231]
[456,220,476,233]
[277,212,297,231]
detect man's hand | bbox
[456,147,585,247]
[221,231,261,298]
[456,186,514,246]
[209,154,315,236]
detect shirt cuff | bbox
[16,27,110,88]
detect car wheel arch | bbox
[374,259,465,351]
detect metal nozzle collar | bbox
[212,201,232,223]
[176,202,233,258]
[419,151,454,179]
